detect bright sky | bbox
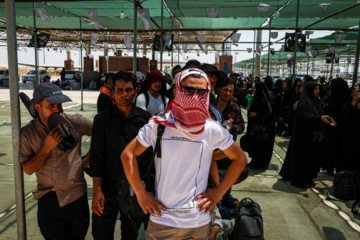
[0,29,334,70]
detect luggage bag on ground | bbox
[230,197,264,240]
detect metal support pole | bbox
[80,18,84,111]
[279,52,282,76]
[133,2,138,74]
[312,58,315,76]
[352,20,360,86]
[5,0,27,239]
[178,30,180,65]
[255,30,262,78]
[330,53,334,83]
[106,32,109,73]
[267,19,271,76]
[33,2,39,88]
[347,46,351,79]
[252,30,255,78]
[292,0,300,80]
[326,64,329,80]
[306,57,309,75]
[171,19,173,67]
[160,0,163,71]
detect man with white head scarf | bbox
[121,68,247,239]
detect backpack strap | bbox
[146,114,166,175]
[145,91,150,108]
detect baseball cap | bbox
[199,64,229,88]
[47,113,79,153]
[29,83,72,117]
[179,68,208,82]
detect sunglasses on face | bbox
[181,85,209,97]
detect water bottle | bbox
[222,118,234,131]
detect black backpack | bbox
[230,197,264,240]
[333,170,360,200]
[117,121,165,222]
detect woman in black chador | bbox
[280,82,336,188]
[247,82,276,170]
[321,78,350,174]
[338,87,360,172]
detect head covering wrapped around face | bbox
[151,68,210,139]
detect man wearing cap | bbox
[20,83,93,239]
[90,71,152,240]
[136,70,169,115]
[121,68,247,239]
[199,64,229,124]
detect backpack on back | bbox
[333,170,360,200]
[144,91,166,108]
[230,197,264,240]
[117,115,166,222]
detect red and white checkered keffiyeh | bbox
[151,68,210,140]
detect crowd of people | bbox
[19,58,360,239]
[233,73,360,189]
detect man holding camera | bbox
[20,83,92,239]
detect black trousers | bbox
[92,194,142,240]
[37,191,89,240]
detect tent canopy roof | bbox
[0,0,359,31]
[0,1,359,53]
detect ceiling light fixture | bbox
[120,4,125,18]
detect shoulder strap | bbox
[145,91,150,108]
[146,114,166,175]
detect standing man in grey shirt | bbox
[20,83,93,239]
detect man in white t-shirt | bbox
[136,70,169,115]
[121,68,247,239]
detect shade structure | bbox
[0,0,359,31]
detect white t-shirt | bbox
[136,112,234,228]
[136,91,169,115]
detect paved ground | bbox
[0,83,360,239]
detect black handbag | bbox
[333,170,360,200]
[240,134,251,152]
[117,124,165,222]
[248,124,268,140]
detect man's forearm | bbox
[215,158,244,196]
[21,146,51,175]
[215,145,246,196]
[121,154,146,195]
[210,160,220,186]
[120,139,147,196]
[93,177,102,192]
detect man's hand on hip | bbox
[136,190,166,217]
[195,188,223,213]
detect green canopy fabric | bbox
[0,0,359,31]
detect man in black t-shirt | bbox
[90,71,152,240]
